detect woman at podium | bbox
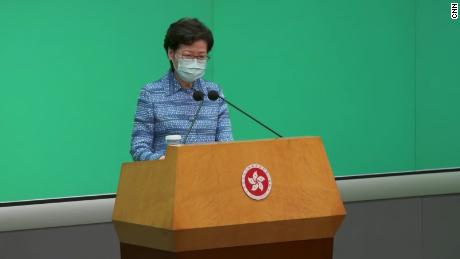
[130,18,233,161]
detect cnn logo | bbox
[453,3,458,19]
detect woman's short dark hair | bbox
[164,18,214,70]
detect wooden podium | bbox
[113,137,346,258]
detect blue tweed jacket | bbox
[130,71,233,160]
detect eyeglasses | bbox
[176,53,210,62]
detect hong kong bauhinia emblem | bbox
[242,163,272,200]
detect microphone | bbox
[207,90,283,138]
[192,90,204,101]
[183,90,205,144]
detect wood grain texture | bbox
[173,137,345,229]
[115,216,343,251]
[112,149,178,229]
[113,137,346,252]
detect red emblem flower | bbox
[242,164,272,200]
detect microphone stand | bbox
[207,90,283,138]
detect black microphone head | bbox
[207,90,220,101]
[193,90,204,101]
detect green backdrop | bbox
[1,0,458,202]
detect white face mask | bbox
[174,57,207,83]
